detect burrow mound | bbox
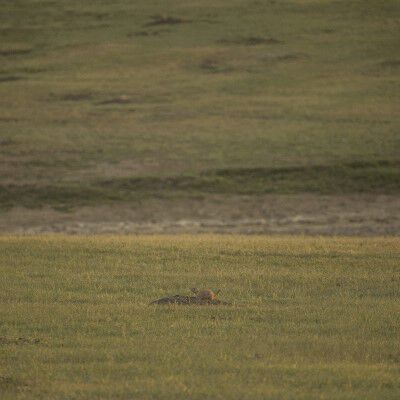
[149,295,230,305]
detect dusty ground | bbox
[1,194,398,235]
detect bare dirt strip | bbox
[1,194,399,235]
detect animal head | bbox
[191,288,220,299]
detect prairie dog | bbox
[191,288,220,301]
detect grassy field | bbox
[1,0,400,210]
[1,235,399,399]
[1,2,399,398]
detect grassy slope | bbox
[1,160,400,210]
[0,0,399,209]
[0,235,399,399]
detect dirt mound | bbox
[149,295,230,306]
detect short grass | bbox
[0,235,399,399]
[0,0,399,209]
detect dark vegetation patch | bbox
[144,15,190,27]
[261,52,308,62]
[0,48,32,57]
[379,60,400,68]
[128,31,163,37]
[96,95,133,105]
[18,67,47,74]
[0,27,41,38]
[0,161,398,210]
[218,37,281,46]
[0,138,16,145]
[0,336,41,345]
[0,375,28,392]
[0,75,23,82]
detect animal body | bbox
[191,288,220,302]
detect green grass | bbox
[0,0,399,209]
[0,235,399,399]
